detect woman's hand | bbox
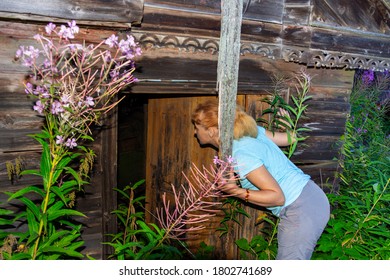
[218,171,242,196]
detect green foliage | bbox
[106,179,217,260]
[0,128,89,260]
[313,71,390,260]
[259,70,312,158]
[217,197,250,237]
[105,180,186,260]
[235,216,278,260]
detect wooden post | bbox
[216,0,243,260]
[217,0,243,158]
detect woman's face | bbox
[194,123,210,145]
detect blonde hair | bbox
[191,99,258,139]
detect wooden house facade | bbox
[0,0,389,259]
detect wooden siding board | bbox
[140,6,221,37]
[242,0,284,24]
[0,0,144,24]
[312,0,390,34]
[285,0,311,4]
[311,27,390,58]
[145,0,284,23]
[145,0,221,14]
[283,6,311,25]
[282,25,312,48]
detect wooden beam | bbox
[217,0,243,158]
[0,0,144,25]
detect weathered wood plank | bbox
[311,27,390,58]
[145,96,219,255]
[217,0,243,158]
[0,0,144,25]
[312,0,390,34]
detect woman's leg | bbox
[276,180,330,260]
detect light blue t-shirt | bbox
[232,126,310,216]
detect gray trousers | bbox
[276,180,330,260]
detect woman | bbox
[191,99,330,260]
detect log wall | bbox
[1,0,389,259]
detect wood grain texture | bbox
[0,0,144,24]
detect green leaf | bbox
[67,240,84,251]
[19,169,42,177]
[64,166,86,186]
[9,253,32,260]
[7,186,45,201]
[136,221,158,242]
[39,246,83,259]
[38,140,52,186]
[56,230,82,247]
[0,218,14,226]
[19,197,41,220]
[40,230,69,249]
[114,188,130,200]
[59,180,79,193]
[50,186,69,206]
[235,238,251,251]
[26,211,39,244]
[47,209,86,221]
[0,208,14,215]
[46,200,65,213]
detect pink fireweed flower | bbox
[15,45,40,59]
[51,100,64,115]
[84,96,94,107]
[33,100,45,114]
[45,23,56,35]
[56,135,64,145]
[67,20,79,34]
[40,87,50,99]
[105,34,118,48]
[110,69,120,80]
[213,155,235,165]
[126,35,136,46]
[33,85,48,97]
[15,46,40,67]
[213,156,220,165]
[65,138,77,149]
[135,47,142,56]
[25,82,34,94]
[24,46,40,59]
[362,70,374,85]
[103,51,112,63]
[68,44,83,52]
[226,155,234,164]
[58,25,75,40]
[43,58,52,69]
[60,94,72,105]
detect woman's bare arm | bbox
[219,165,285,207]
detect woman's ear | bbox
[208,127,218,138]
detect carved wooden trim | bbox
[282,47,390,71]
[133,31,390,71]
[133,32,219,54]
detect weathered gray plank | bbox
[0,0,144,25]
[312,0,390,34]
[217,0,243,158]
